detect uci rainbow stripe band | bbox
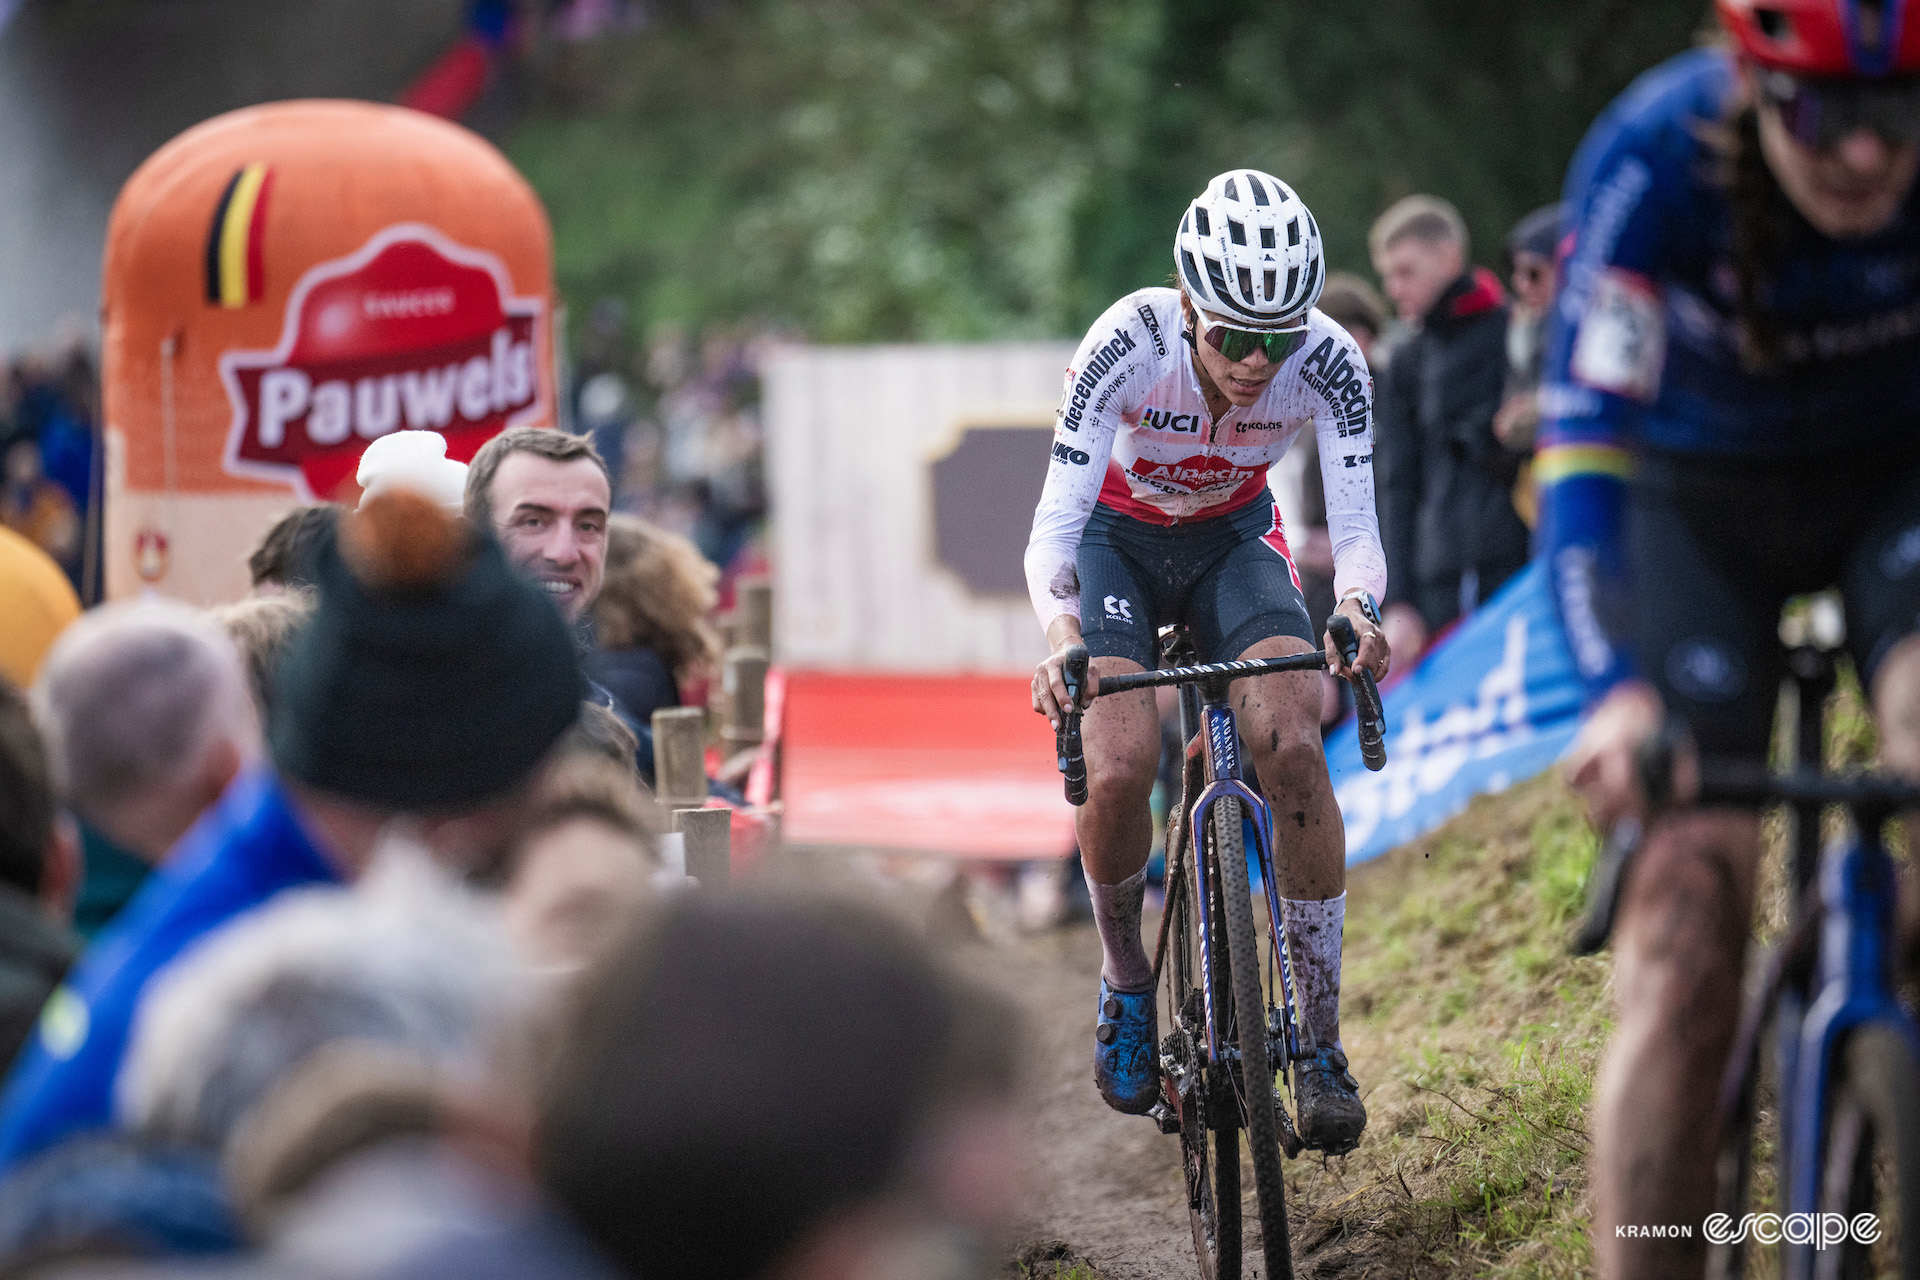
[204,162,273,308]
[1532,443,1634,485]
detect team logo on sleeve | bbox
[1059,326,1138,432]
[1298,337,1371,437]
[1571,267,1664,402]
[1136,304,1167,357]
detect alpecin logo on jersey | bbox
[1060,326,1139,432]
[1129,453,1257,493]
[1299,336,1370,438]
[1141,408,1201,434]
[221,224,544,498]
[1136,304,1167,357]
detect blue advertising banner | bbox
[1326,561,1585,865]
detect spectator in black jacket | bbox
[1370,195,1529,662]
[0,678,79,1074]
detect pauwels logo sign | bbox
[221,224,545,498]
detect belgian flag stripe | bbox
[204,163,271,307]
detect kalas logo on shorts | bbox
[1131,453,1257,492]
[221,224,545,498]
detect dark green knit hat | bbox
[271,491,583,810]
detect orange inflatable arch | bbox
[102,100,557,603]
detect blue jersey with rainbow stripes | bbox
[1538,47,1920,699]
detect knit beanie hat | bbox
[271,490,582,810]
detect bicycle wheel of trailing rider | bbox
[1212,794,1292,1278]
[1171,802,1241,1279]
[1817,1024,1920,1280]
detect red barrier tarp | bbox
[778,670,1077,860]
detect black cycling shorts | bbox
[1076,491,1316,669]
[1632,445,1920,755]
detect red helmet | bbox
[1718,0,1920,75]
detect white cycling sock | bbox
[1087,865,1154,993]
[1283,892,1346,1053]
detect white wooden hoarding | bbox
[764,342,1074,673]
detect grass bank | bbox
[1282,774,1611,1278]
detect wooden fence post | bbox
[720,646,770,746]
[672,807,731,889]
[652,706,707,810]
[735,578,773,651]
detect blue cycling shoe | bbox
[1093,979,1159,1115]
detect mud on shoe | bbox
[1093,979,1159,1115]
[1293,1045,1366,1154]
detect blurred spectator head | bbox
[560,700,639,775]
[0,523,82,693]
[591,515,720,677]
[1369,194,1469,323]
[248,504,342,594]
[32,601,259,865]
[271,491,581,878]
[503,750,660,968]
[207,591,316,731]
[119,849,528,1154]
[0,678,77,918]
[356,430,469,514]
[222,1044,441,1238]
[465,428,612,625]
[1316,272,1391,364]
[1505,202,1564,316]
[539,893,1019,1280]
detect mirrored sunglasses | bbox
[1759,69,1920,149]
[1188,298,1310,365]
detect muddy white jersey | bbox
[1023,287,1387,628]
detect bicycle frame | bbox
[1704,641,1920,1280]
[1182,676,1305,1075]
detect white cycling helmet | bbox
[1175,169,1325,327]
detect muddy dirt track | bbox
[977,913,1202,1279]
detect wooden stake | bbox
[721,646,770,745]
[672,807,731,889]
[652,706,707,810]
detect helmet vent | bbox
[1860,0,1888,52]
[1302,255,1321,307]
[1248,175,1270,205]
[1195,207,1210,237]
[1284,265,1300,308]
[1264,268,1277,301]
[1224,177,1239,201]
[1260,226,1275,249]
[1229,219,1247,246]
[1181,250,1208,296]
[1287,217,1300,247]
[1206,256,1232,299]
[1237,266,1255,301]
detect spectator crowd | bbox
[1274,194,1563,727]
[0,421,1020,1279]
[1,343,101,602]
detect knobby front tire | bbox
[1172,802,1240,1279]
[1819,1023,1920,1280]
[1212,795,1293,1280]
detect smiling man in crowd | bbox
[464,427,611,626]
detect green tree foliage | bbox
[506,0,1709,344]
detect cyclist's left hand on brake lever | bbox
[1033,626,1097,729]
[1324,600,1390,682]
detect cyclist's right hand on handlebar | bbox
[1033,630,1097,728]
[1565,682,1697,829]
